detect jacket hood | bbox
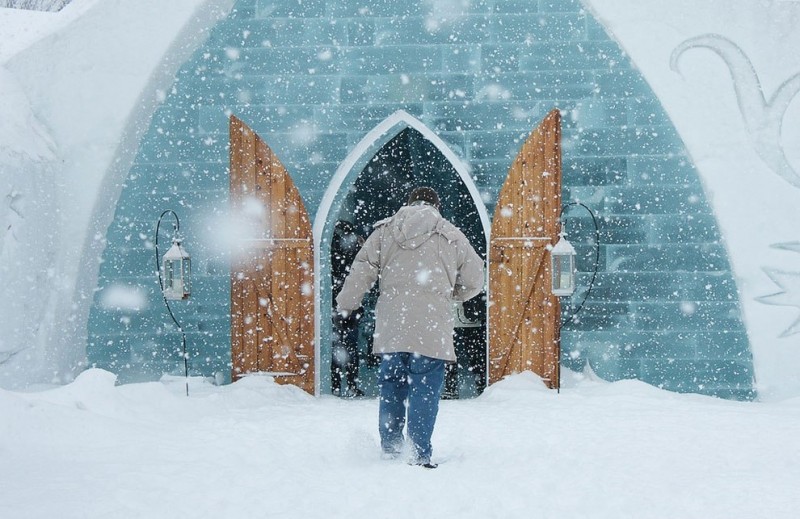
[388,204,443,250]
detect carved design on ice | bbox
[2,190,23,246]
[757,242,800,337]
[671,34,800,189]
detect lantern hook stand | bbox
[556,202,600,393]
[155,209,189,397]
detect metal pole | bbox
[155,210,189,397]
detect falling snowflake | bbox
[99,284,149,312]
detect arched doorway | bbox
[313,111,491,397]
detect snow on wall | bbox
[0,66,58,380]
[0,0,234,388]
[0,0,72,12]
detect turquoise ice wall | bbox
[87,0,755,399]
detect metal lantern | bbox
[550,231,577,297]
[163,236,191,300]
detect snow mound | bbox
[478,371,551,403]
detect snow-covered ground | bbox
[2,368,800,518]
[2,2,800,516]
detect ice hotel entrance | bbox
[230,110,563,398]
[315,111,491,398]
[85,0,754,400]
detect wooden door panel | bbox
[230,115,315,394]
[489,109,562,389]
[489,243,546,373]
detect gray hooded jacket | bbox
[336,203,484,361]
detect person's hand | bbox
[333,309,353,331]
[333,308,360,330]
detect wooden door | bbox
[488,109,562,389]
[229,115,315,394]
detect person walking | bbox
[330,220,365,397]
[335,186,484,468]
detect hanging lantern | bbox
[163,236,191,300]
[550,231,576,297]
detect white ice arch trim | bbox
[671,33,800,189]
[313,109,491,240]
[312,110,492,394]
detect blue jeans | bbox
[378,353,446,464]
